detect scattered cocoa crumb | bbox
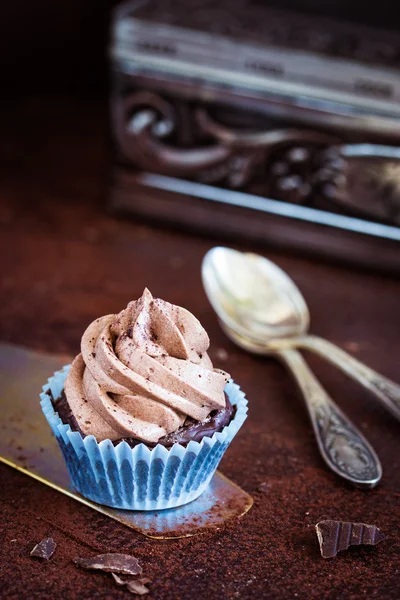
[30,538,56,560]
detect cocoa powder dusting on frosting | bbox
[64,289,230,444]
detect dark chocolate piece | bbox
[125,580,150,596]
[30,538,56,560]
[74,553,142,575]
[316,520,386,558]
[112,573,151,596]
[51,388,235,448]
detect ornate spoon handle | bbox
[277,348,382,488]
[297,336,400,422]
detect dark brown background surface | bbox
[0,97,400,599]
[1,0,399,97]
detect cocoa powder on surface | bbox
[1,110,400,599]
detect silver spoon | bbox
[202,247,383,488]
[223,323,381,488]
[202,247,400,422]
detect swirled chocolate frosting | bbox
[64,289,230,444]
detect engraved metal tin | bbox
[109,0,400,271]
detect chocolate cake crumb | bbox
[30,538,56,560]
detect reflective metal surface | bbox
[0,343,253,538]
[202,247,400,422]
[201,247,400,487]
[223,325,382,488]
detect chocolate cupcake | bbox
[40,290,248,510]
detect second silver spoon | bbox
[223,323,382,488]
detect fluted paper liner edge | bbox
[40,365,248,510]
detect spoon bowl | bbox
[202,247,309,343]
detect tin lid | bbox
[111,0,400,127]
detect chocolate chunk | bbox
[30,538,56,560]
[126,580,151,596]
[74,553,142,575]
[316,520,386,558]
[112,573,151,595]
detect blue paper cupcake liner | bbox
[40,366,248,510]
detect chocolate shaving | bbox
[316,520,386,558]
[112,573,151,595]
[30,538,56,560]
[74,553,142,575]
